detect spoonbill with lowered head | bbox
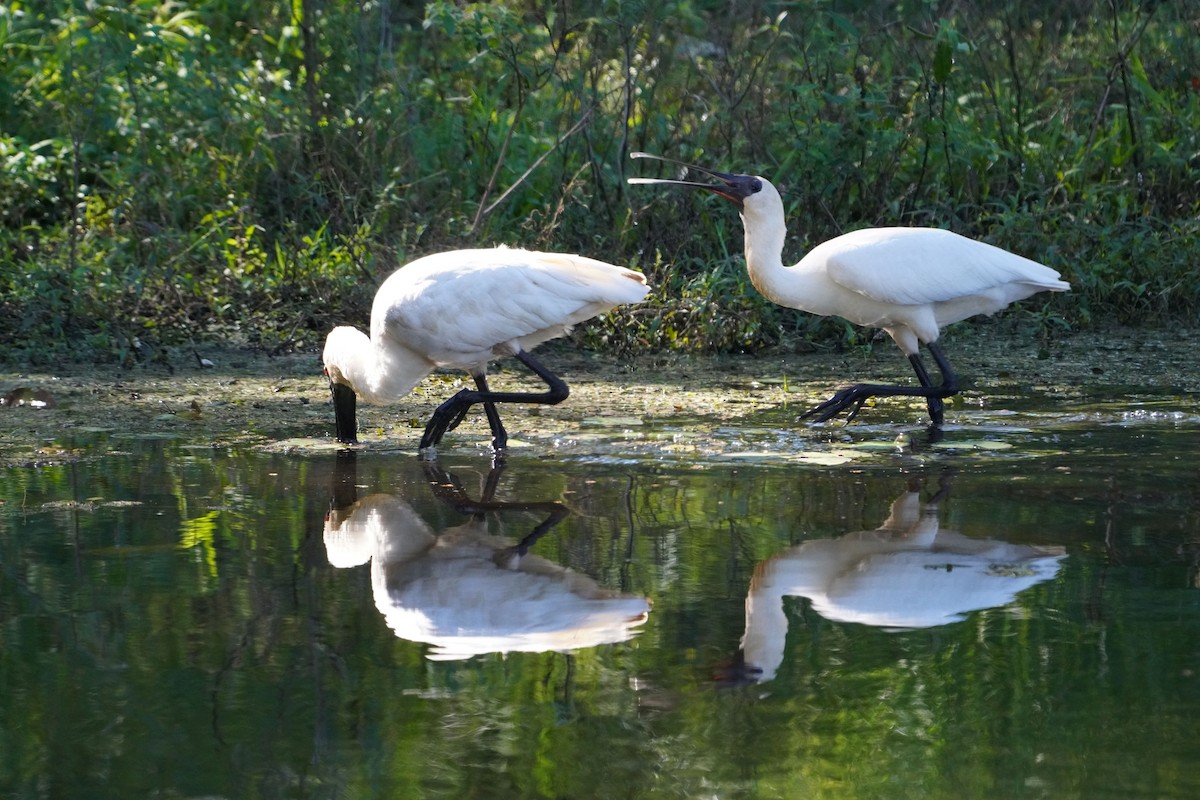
[629,153,1069,426]
[322,246,650,452]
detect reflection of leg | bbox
[480,458,504,503]
[512,503,571,558]
[330,449,359,512]
[420,460,570,567]
[422,460,567,542]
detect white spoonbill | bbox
[629,153,1070,425]
[322,246,650,451]
[737,482,1065,682]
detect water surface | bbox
[2,395,1199,799]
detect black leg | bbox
[419,350,570,451]
[908,353,944,426]
[926,342,960,392]
[800,341,960,425]
[472,373,508,451]
[924,342,960,426]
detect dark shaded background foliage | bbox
[1,0,1197,364]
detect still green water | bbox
[2,402,1199,799]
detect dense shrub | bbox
[1,1,1197,364]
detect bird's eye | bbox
[751,179,763,192]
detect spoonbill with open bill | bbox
[322,246,650,452]
[628,153,1070,426]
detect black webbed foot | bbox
[420,391,477,449]
[417,350,565,450]
[800,384,875,423]
[800,383,951,427]
[926,395,945,427]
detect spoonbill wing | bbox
[377,249,648,366]
[820,228,1067,308]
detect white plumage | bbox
[630,154,1070,426]
[323,247,650,450]
[737,486,1065,682]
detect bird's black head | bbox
[627,152,763,209]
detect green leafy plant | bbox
[1,1,1197,365]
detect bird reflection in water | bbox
[737,477,1066,682]
[324,455,650,660]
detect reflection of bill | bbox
[740,483,1066,682]
[324,460,649,661]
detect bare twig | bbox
[475,105,596,224]
[471,88,526,234]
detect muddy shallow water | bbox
[2,327,1197,465]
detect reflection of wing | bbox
[814,532,1065,629]
[324,490,649,661]
[741,489,1065,681]
[377,520,649,660]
